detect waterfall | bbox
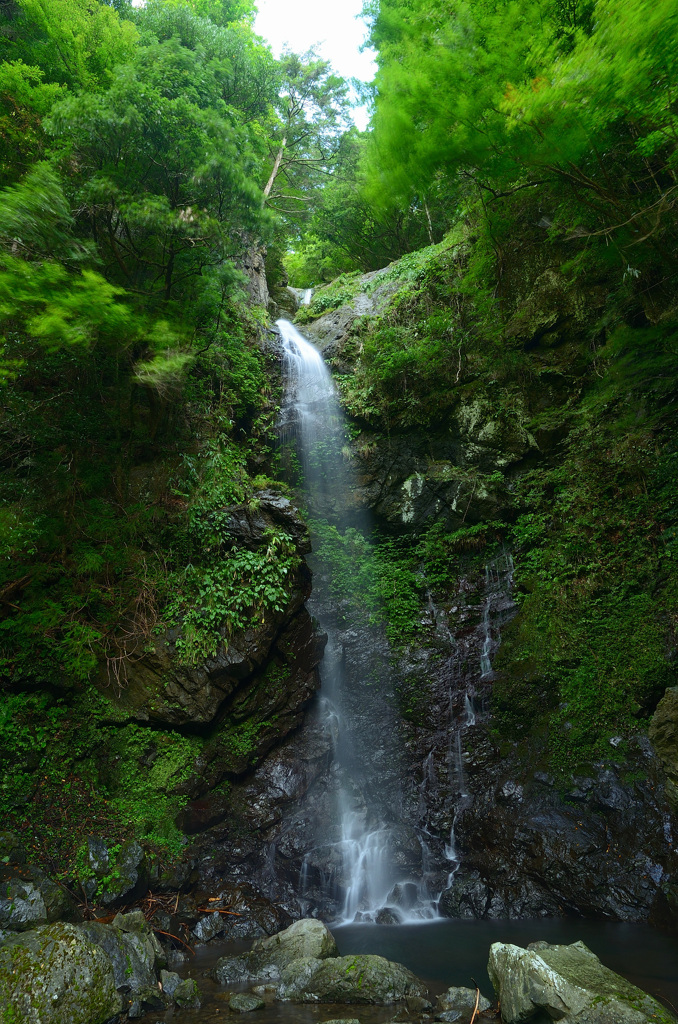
[479,552,515,680]
[277,319,435,924]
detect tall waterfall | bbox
[277,320,436,923]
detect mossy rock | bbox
[276,953,428,1005]
[0,922,122,1024]
[488,940,678,1024]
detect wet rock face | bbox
[352,415,536,531]
[440,742,678,925]
[488,939,678,1024]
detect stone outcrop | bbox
[240,241,269,307]
[117,491,321,729]
[488,939,678,1023]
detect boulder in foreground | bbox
[276,952,428,1005]
[213,917,338,984]
[488,939,678,1023]
[0,922,122,1024]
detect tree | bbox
[262,50,350,216]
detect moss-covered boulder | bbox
[276,953,428,1005]
[488,939,678,1023]
[80,908,164,1011]
[212,917,338,984]
[0,922,122,1024]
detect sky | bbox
[254,0,376,128]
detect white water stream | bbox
[277,320,518,925]
[278,319,436,923]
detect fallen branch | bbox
[196,906,242,916]
[470,979,481,1023]
[152,927,195,955]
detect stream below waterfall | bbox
[137,919,678,1023]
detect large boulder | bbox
[0,922,122,1024]
[276,953,428,1005]
[488,940,678,1023]
[212,917,337,984]
[252,918,338,961]
[80,909,164,1011]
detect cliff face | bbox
[3,215,677,931]
[210,221,678,925]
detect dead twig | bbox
[151,927,195,955]
[469,979,481,1024]
[196,906,242,916]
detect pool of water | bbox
[139,918,678,1023]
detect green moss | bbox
[492,363,678,773]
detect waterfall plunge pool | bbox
[139,918,678,1022]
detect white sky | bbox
[254,0,376,128]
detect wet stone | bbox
[175,977,202,1008]
[229,992,266,1012]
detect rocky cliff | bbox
[198,223,678,926]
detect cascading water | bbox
[278,319,436,923]
[416,554,516,904]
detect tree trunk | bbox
[263,137,287,201]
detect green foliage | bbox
[311,519,422,646]
[165,527,300,664]
[290,128,448,276]
[491,328,678,771]
[0,0,289,693]
[284,234,357,288]
[0,687,199,867]
[263,49,350,218]
[359,0,678,308]
[13,0,139,90]
[105,724,200,854]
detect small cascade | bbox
[444,818,460,882]
[414,558,516,905]
[302,287,313,306]
[479,551,515,680]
